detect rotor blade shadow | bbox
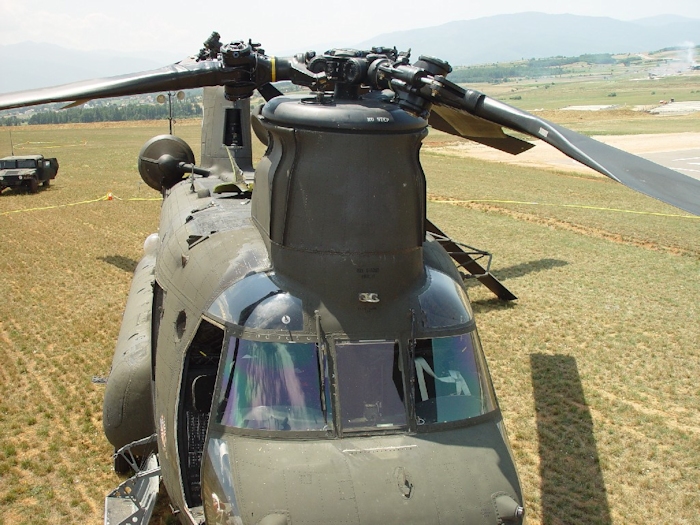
[530,354,611,525]
[98,255,138,273]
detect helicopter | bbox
[1,32,699,525]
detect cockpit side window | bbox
[413,333,495,424]
[335,341,407,431]
[215,337,329,432]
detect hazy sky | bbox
[2,0,700,58]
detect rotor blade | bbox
[257,82,284,102]
[429,106,534,155]
[0,59,233,110]
[434,90,700,215]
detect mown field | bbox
[0,121,199,524]
[420,149,699,524]
[477,66,700,111]
[0,86,698,525]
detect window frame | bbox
[206,321,501,440]
[410,332,498,428]
[210,330,334,439]
[332,339,410,435]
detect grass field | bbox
[473,63,700,111]
[0,80,698,525]
[421,153,700,524]
[0,121,197,524]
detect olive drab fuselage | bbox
[104,89,524,524]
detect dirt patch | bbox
[425,132,700,175]
[649,101,700,115]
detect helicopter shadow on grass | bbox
[530,354,611,525]
[99,255,138,273]
[464,258,569,314]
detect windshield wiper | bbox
[315,311,329,428]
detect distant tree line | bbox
[449,53,624,83]
[0,101,202,126]
[0,116,22,126]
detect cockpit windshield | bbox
[413,333,495,424]
[336,341,407,430]
[215,337,330,432]
[210,327,494,436]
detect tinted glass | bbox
[418,268,472,329]
[413,333,495,424]
[336,341,407,430]
[215,338,328,431]
[207,272,303,330]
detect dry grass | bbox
[480,70,700,111]
[0,121,198,524]
[421,151,700,257]
[423,146,699,524]
[1,110,698,525]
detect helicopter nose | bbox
[257,514,288,525]
[201,421,524,525]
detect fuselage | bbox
[136,92,523,524]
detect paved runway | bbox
[429,133,700,203]
[643,149,700,182]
